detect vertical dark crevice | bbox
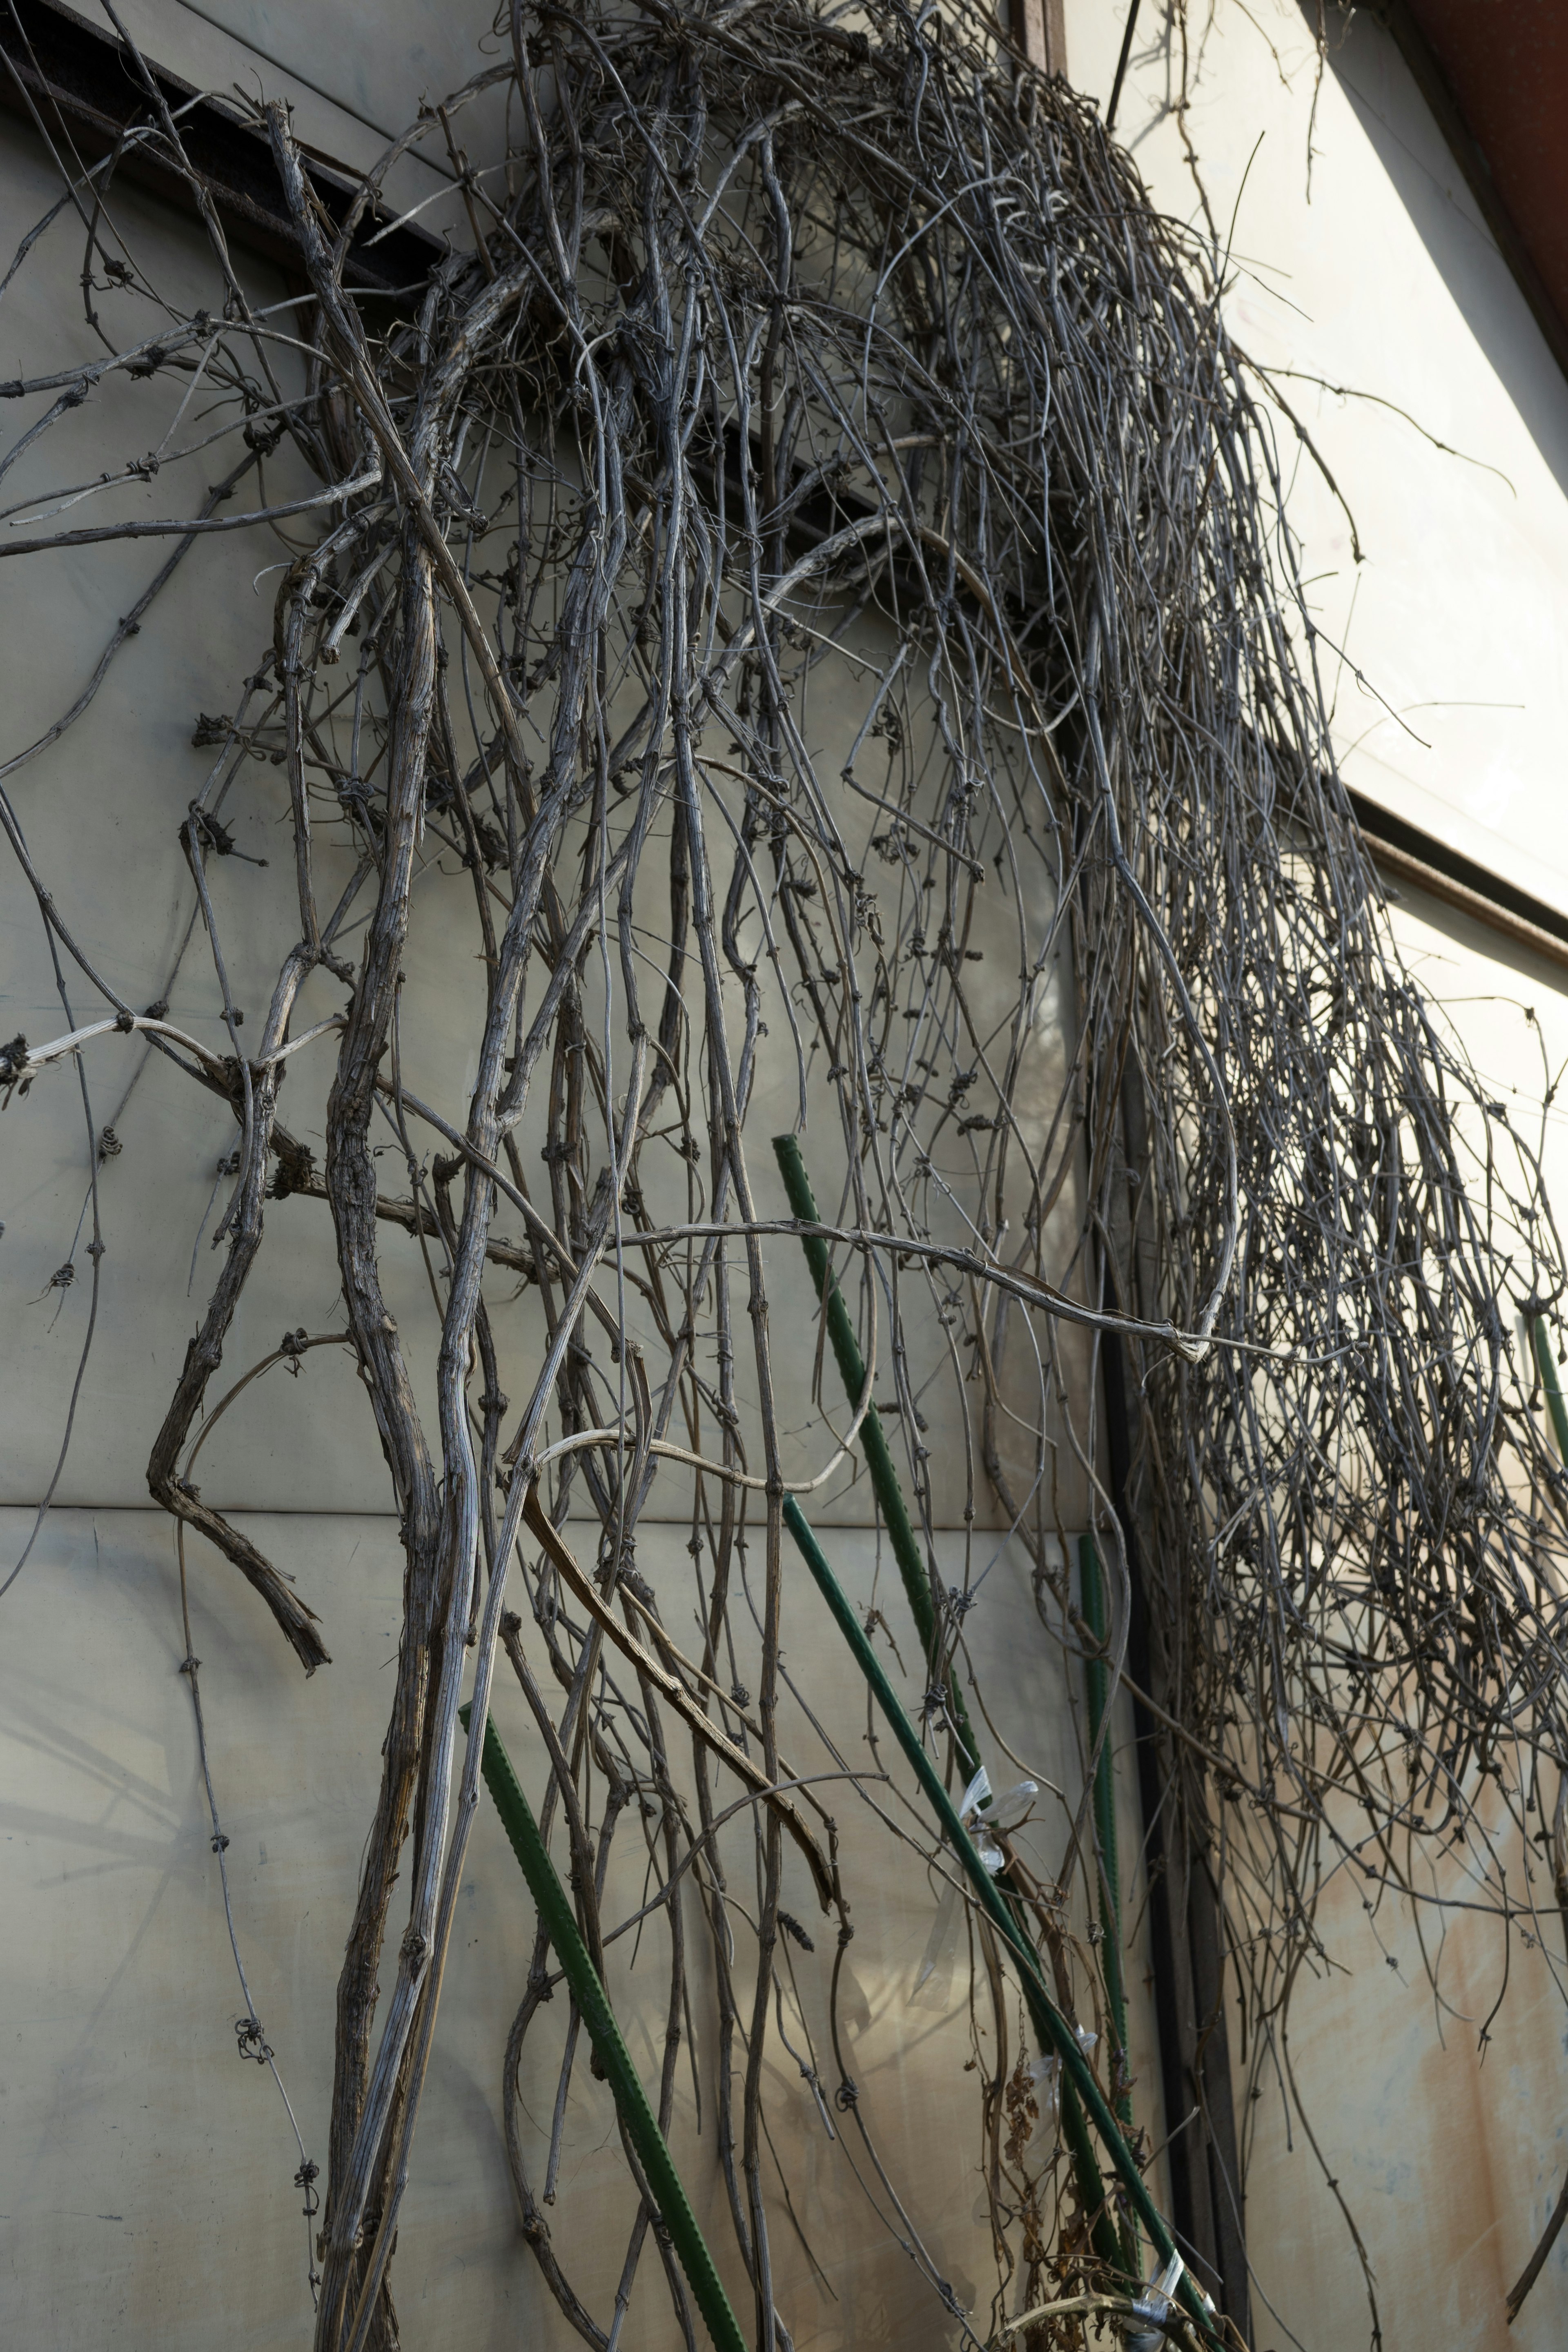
[1099,1312,1211,2301]
[1188,1842,1250,2329]
[1098,1285,1251,2339]
[1070,776,1247,2321]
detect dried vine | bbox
[5,2,1568,2347]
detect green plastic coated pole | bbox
[772,1138,1132,2221]
[782,1497,1216,2339]
[772,1132,982,1779]
[460,1704,748,2352]
[1534,1316,1568,1463]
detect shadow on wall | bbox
[1307,2,1568,503]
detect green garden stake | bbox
[1534,1316,1568,1462]
[773,1133,982,1780]
[782,1497,1216,2336]
[461,1703,748,2352]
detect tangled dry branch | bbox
[5,2,1568,2345]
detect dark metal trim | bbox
[0,0,445,294]
[1349,786,1568,974]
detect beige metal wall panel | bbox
[0,1507,1165,2349]
[9,2,1568,2343]
[0,79,1089,1528]
[0,62,1123,2339]
[1069,0,1568,927]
